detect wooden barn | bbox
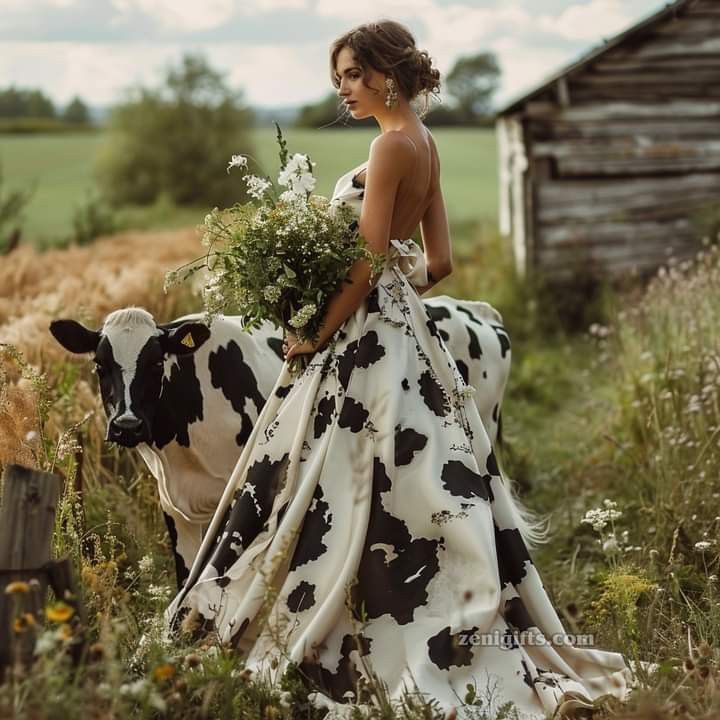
[495,0,720,283]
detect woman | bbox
[166,20,638,719]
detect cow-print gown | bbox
[165,162,639,719]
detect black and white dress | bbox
[165,162,638,718]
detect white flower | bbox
[120,678,149,698]
[581,501,622,532]
[695,541,713,552]
[34,630,58,656]
[138,554,154,574]
[227,154,248,173]
[245,174,272,200]
[288,303,317,329]
[148,584,172,601]
[24,430,39,444]
[602,536,619,553]
[293,172,316,194]
[263,285,281,303]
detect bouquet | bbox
[164,123,385,375]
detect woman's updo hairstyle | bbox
[330,19,441,118]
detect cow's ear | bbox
[49,319,100,354]
[159,322,211,356]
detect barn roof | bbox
[495,0,693,116]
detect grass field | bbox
[0,126,498,248]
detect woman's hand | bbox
[285,338,319,360]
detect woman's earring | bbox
[385,77,398,109]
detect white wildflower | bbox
[581,500,622,532]
[34,630,58,656]
[227,154,248,173]
[148,584,172,602]
[263,285,281,303]
[138,554,154,574]
[120,678,149,698]
[288,303,317,329]
[695,541,712,552]
[245,175,272,200]
[24,430,39,444]
[602,536,619,553]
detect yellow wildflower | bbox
[45,601,75,623]
[13,613,36,633]
[4,581,30,595]
[153,663,176,682]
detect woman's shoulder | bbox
[368,131,417,173]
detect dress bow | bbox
[386,238,428,288]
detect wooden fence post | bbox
[0,464,65,679]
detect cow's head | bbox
[50,307,210,447]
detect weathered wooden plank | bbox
[537,241,701,275]
[609,36,720,60]
[538,237,700,265]
[528,118,720,141]
[0,465,63,675]
[525,100,720,120]
[568,86,720,102]
[538,218,695,248]
[538,172,720,204]
[650,16,720,35]
[572,70,720,86]
[533,138,720,159]
[592,56,720,72]
[557,156,720,176]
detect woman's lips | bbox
[346,100,357,108]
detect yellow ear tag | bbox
[180,333,195,348]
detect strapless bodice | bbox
[330,162,429,288]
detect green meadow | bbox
[0,127,499,248]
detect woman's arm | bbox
[286,131,415,358]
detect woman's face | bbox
[334,46,385,120]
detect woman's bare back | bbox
[355,125,439,241]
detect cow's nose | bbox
[113,415,143,431]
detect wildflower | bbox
[227,154,248,173]
[694,541,712,552]
[279,690,294,708]
[46,601,75,622]
[120,678,150,698]
[34,630,58,655]
[246,175,273,200]
[153,662,176,682]
[4,580,30,595]
[13,613,36,633]
[602,536,620,554]
[24,430,39,444]
[185,653,202,668]
[138,554,154,574]
[288,303,317,330]
[263,285,282,303]
[581,500,622,532]
[148,584,172,602]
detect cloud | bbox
[110,0,236,31]
[537,0,635,41]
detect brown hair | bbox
[330,20,441,115]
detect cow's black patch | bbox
[351,457,442,625]
[495,524,532,588]
[394,425,428,466]
[467,326,482,360]
[314,395,336,439]
[209,340,267,447]
[491,324,511,358]
[289,484,332,570]
[427,625,478,670]
[425,305,451,322]
[456,305,484,327]
[266,336,285,360]
[418,370,450,417]
[440,460,493,502]
[338,396,369,433]
[401,378,410,391]
[163,512,189,590]
[152,354,204,449]
[287,580,316,612]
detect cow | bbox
[49,294,512,589]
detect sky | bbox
[0,0,666,112]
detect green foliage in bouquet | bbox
[165,123,386,373]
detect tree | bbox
[445,52,500,121]
[62,96,89,124]
[0,86,55,118]
[95,53,255,207]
